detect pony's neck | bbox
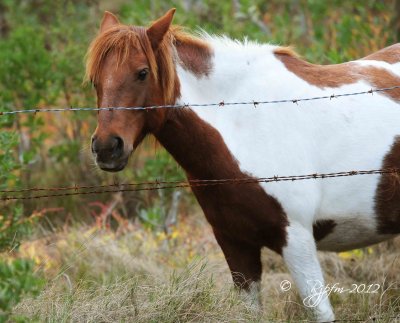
[155,33,281,179]
[154,109,245,180]
[152,33,246,180]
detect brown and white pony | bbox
[86,9,400,321]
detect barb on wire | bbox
[0,85,399,116]
[1,168,399,201]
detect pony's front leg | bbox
[213,229,262,307]
[283,222,335,322]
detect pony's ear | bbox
[147,8,176,50]
[100,11,120,33]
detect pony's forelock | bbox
[85,24,179,104]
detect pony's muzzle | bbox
[91,135,128,172]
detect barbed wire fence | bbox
[1,168,400,201]
[1,85,400,200]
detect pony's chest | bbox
[190,184,288,251]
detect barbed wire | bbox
[0,85,399,116]
[1,168,399,201]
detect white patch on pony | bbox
[353,59,400,76]
[283,223,335,322]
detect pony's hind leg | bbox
[283,222,335,322]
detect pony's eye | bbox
[138,69,148,81]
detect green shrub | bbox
[0,258,44,322]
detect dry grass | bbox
[15,263,259,322]
[11,213,400,322]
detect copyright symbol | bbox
[280,280,291,292]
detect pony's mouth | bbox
[96,159,128,172]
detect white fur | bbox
[175,36,400,322]
[283,223,334,321]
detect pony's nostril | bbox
[91,137,99,153]
[111,136,124,157]
[111,136,123,149]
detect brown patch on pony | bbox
[375,136,400,235]
[313,220,336,241]
[172,27,213,76]
[362,43,400,64]
[363,67,400,101]
[274,45,400,101]
[274,48,359,88]
[155,108,288,289]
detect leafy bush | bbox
[0,259,44,322]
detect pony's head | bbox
[86,9,179,172]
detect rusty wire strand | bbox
[0,86,399,116]
[1,168,399,201]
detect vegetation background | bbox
[0,0,399,321]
